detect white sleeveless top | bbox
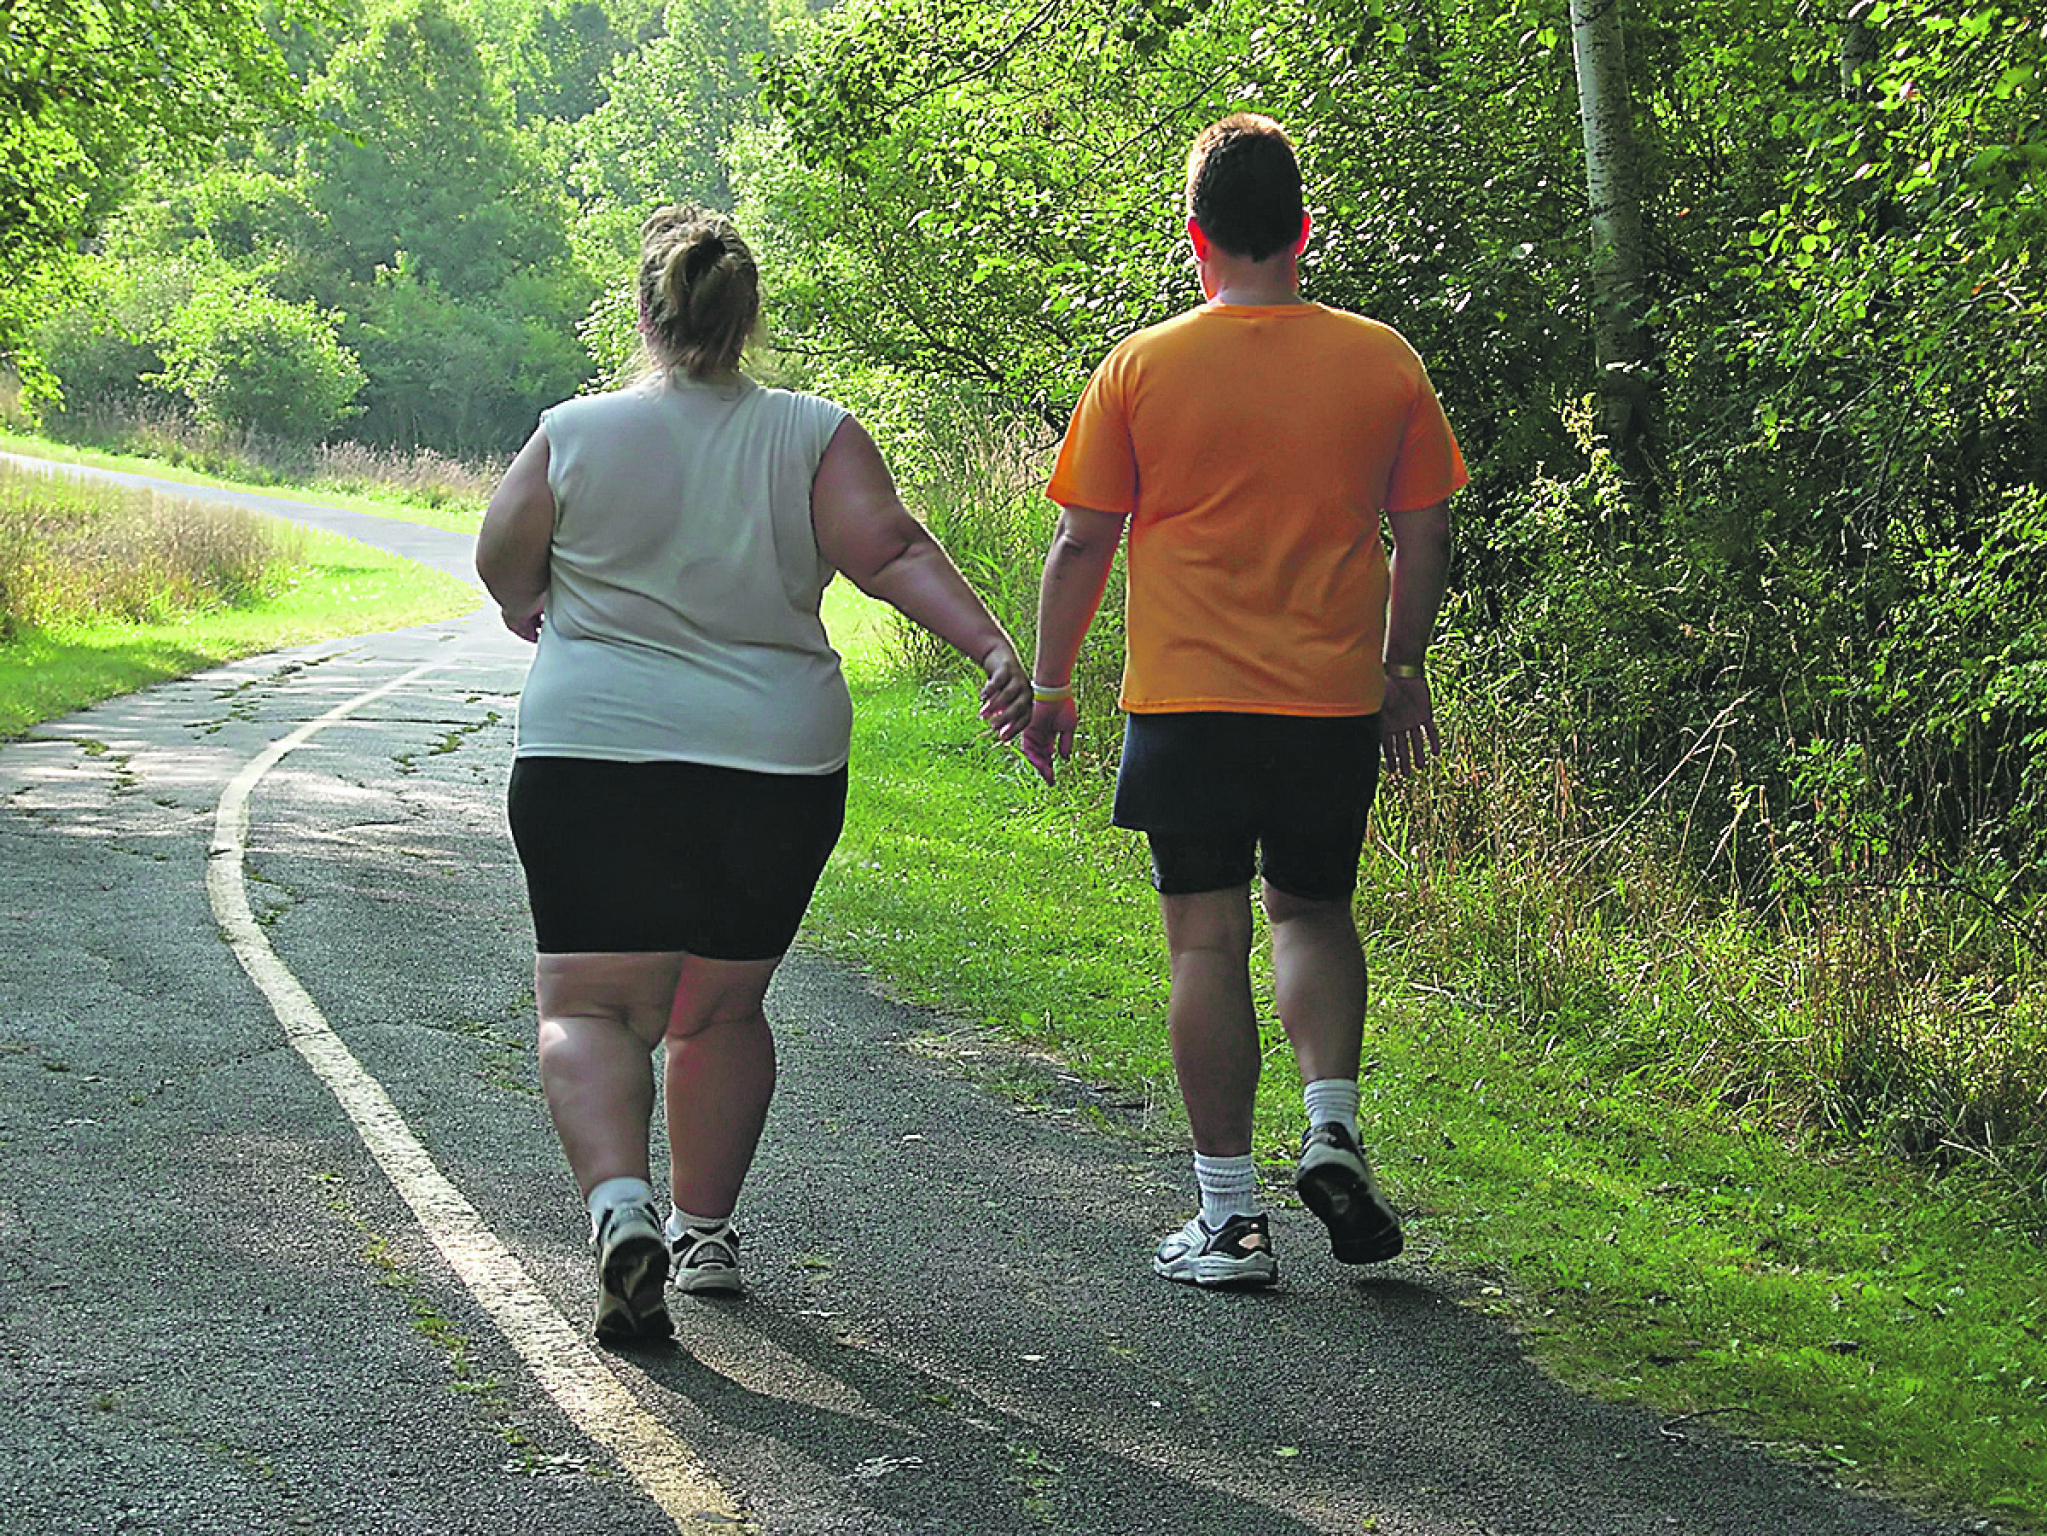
[512,372,853,773]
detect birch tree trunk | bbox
[1840,0,1880,98]
[1569,0,1654,489]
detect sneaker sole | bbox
[1153,1251,1279,1289]
[1295,1163,1403,1264]
[595,1234,675,1342]
[672,1264,744,1296]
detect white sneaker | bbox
[592,1201,673,1343]
[1152,1211,1278,1289]
[670,1219,743,1296]
[1295,1122,1403,1263]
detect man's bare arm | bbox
[1381,500,1451,776]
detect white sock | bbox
[1303,1078,1360,1136]
[1194,1152,1260,1227]
[585,1176,656,1235]
[665,1206,730,1240]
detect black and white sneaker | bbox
[1153,1211,1279,1289]
[670,1219,743,1296]
[1295,1122,1403,1263]
[592,1201,674,1343]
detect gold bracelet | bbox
[1385,662,1425,680]
[1032,680,1075,702]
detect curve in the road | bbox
[204,653,745,1534]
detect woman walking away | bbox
[477,205,1031,1345]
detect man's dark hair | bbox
[1184,113,1303,262]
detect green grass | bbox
[809,585,2047,1532]
[0,523,478,736]
[0,429,487,534]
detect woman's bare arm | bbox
[811,416,1031,741]
[476,429,554,643]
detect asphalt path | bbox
[0,457,1994,1535]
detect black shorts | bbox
[507,756,847,959]
[1112,712,1380,900]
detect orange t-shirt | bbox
[1046,302,1466,716]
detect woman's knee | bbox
[667,955,781,1040]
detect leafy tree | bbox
[153,272,364,444]
[348,256,590,451]
[29,256,189,427]
[750,0,1591,466]
[299,0,576,294]
[0,0,312,367]
[500,0,633,122]
[288,0,595,450]
[567,0,784,215]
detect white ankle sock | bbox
[1194,1152,1260,1227]
[665,1206,730,1240]
[1303,1078,1361,1136]
[586,1176,656,1234]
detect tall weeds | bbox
[886,401,1127,771]
[0,462,302,634]
[1368,666,2047,1217]
[27,402,501,511]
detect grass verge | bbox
[0,523,478,737]
[0,430,487,535]
[807,590,2046,1534]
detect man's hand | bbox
[1380,673,1440,776]
[1020,696,1077,786]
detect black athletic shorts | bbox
[1112,711,1380,900]
[507,756,847,959]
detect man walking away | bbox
[1021,114,1464,1288]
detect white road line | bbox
[206,660,746,1533]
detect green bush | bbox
[154,275,365,444]
[29,257,195,427]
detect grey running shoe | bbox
[592,1201,674,1343]
[1153,1211,1279,1289]
[1295,1122,1403,1263]
[670,1219,743,1296]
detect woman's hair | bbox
[1184,113,1303,262]
[636,205,760,380]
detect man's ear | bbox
[1186,217,1210,261]
[1293,211,1313,256]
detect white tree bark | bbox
[1569,0,1654,480]
[1841,0,1880,97]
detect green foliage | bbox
[348,257,587,451]
[749,0,1591,451]
[564,0,784,215]
[29,259,184,425]
[0,0,311,355]
[498,0,634,122]
[152,273,364,444]
[302,0,574,295]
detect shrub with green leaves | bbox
[153,277,365,445]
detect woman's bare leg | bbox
[664,955,783,1220]
[534,950,685,1196]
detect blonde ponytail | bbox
[636,205,760,380]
